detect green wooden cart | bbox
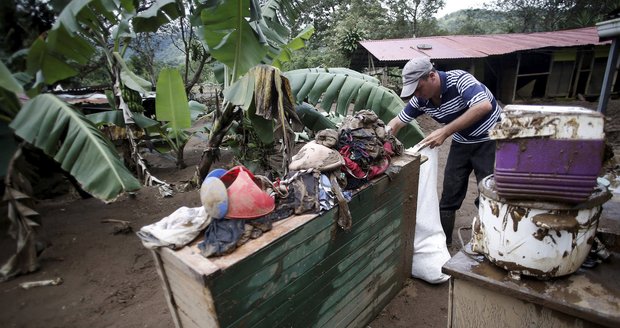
[152,154,421,328]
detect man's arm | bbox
[421,100,492,148]
[388,100,421,136]
[387,116,407,136]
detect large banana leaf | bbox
[27,38,78,86]
[198,0,268,81]
[269,25,315,69]
[48,0,97,65]
[257,0,309,67]
[0,61,23,120]
[0,61,24,94]
[195,0,308,82]
[9,94,141,202]
[114,52,152,94]
[156,68,191,152]
[155,68,190,129]
[284,69,425,147]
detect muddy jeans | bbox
[439,140,495,212]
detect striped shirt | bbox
[397,70,502,143]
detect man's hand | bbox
[423,100,492,148]
[419,126,451,149]
[387,116,407,136]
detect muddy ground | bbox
[0,98,618,327]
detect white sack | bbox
[137,206,211,249]
[411,147,451,283]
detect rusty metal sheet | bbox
[360,27,610,62]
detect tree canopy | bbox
[489,0,619,33]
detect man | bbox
[388,57,502,246]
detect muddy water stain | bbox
[471,262,511,282]
[510,207,527,232]
[532,212,579,231]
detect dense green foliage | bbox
[0,0,56,65]
[490,0,619,33]
[438,9,511,35]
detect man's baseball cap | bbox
[400,57,433,98]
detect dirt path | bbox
[1,99,616,328]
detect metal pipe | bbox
[597,39,620,114]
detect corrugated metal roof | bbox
[359,27,610,61]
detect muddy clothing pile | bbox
[336,110,403,188]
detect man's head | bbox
[400,57,434,98]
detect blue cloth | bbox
[198,219,245,257]
[318,174,352,211]
[397,70,501,144]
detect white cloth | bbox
[411,147,451,283]
[137,206,211,249]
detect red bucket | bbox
[220,166,275,219]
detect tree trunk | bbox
[195,102,237,183]
[176,146,187,170]
[185,52,210,95]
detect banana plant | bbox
[23,0,184,189]
[0,0,182,281]
[37,0,182,189]
[193,0,316,181]
[0,62,144,281]
[221,65,303,176]
[11,94,143,200]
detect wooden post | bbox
[152,251,183,328]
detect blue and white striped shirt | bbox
[397,70,502,143]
